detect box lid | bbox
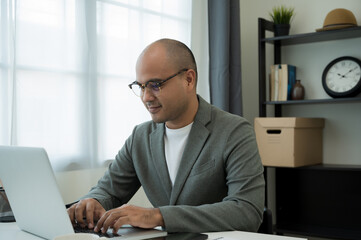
[255,117,325,128]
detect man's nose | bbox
[142,86,155,102]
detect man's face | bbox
[135,45,190,129]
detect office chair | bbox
[258,207,273,234]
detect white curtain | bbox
[0,0,192,171]
[191,0,209,102]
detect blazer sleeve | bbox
[159,121,265,233]
[80,132,142,210]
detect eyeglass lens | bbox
[131,82,160,97]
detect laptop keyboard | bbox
[74,225,121,238]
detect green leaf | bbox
[269,6,295,24]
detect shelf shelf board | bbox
[304,164,361,171]
[264,97,361,105]
[261,26,361,46]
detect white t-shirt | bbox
[164,122,193,186]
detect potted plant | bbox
[269,5,295,36]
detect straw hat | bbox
[316,8,358,32]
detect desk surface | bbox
[0,222,307,240]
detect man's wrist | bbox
[153,208,165,227]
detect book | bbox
[287,65,296,100]
[278,64,288,101]
[270,64,282,101]
[270,66,275,101]
[270,64,296,101]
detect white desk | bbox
[0,222,307,240]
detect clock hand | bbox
[343,66,358,76]
[337,73,345,78]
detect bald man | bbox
[67,38,265,234]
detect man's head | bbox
[134,38,199,129]
[153,38,197,83]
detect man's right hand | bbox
[67,198,106,229]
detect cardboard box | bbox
[254,117,325,167]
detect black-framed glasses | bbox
[128,68,188,97]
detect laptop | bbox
[0,145,167,240]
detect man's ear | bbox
[187,78,192,86]
[185,69,196,86]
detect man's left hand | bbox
[94,204,164,234]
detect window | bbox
[0,0,192,170]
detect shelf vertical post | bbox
[258,18,275,214]
[258,18,267,117]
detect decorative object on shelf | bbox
[291,79,305,100]
[322,56,361,98]
[269,5,295,36]
[274,24,290,37]
[316,8,358,32]
[254,117,325,167]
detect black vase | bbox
[274,24,290,36]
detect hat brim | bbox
[316,24,357,32]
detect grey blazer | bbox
[83,96,265,233]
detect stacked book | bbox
[269,64,296,101]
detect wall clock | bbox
[322,56,361,98]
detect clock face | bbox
[322,56,361,98]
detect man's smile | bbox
[147,103,162,113]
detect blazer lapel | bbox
[150,124,172,201]
[169,96,212,205]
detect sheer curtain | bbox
[0,0,191,171]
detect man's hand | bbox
[67,198,106,229]
[94,204,164,234]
